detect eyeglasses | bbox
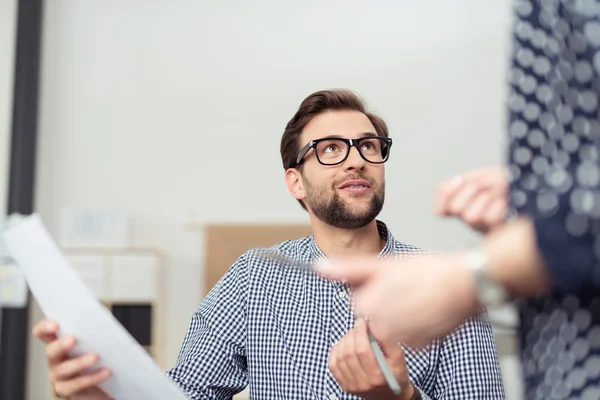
[293,136,393,167]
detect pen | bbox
[364,317,401,396]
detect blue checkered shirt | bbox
[166,221,505,399]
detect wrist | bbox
[370,381,416,400]
[398,381,417,400]
[461,247,509,309]
[483,217,552,297]
[403,382,421,400]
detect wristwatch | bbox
[463,248,508,308]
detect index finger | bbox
[32,319,59,343]
[315,258,381,286]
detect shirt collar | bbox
[308,220,395,287]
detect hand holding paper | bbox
[32,319,112,399]
[1,214,189,400]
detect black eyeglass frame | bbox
[293,136,393,167]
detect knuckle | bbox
[447,201,459,212]
[328,358,337,372]
[492,212,505,224]
[356,382,370,393]
[465,217,478,226]
[53,363,68,380]
[70,377,91,394]
[369,371,385,386]
[463,212,479,225]
[483,213,498,225]
[75,358,87,371]
[45,344,55,360]
[47,340,65,358]
[80,373,97,386]
[54,360,73,376]
[355,345,370,357]
[77,355,93,370]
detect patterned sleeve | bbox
[165,254,249,400]
[508,0,600,293]
[433,314,506,399]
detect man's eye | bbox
[361,143,375,151]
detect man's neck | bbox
[311,218,386,259]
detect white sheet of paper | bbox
[1,214,189,400]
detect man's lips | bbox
[338,180,372,190]
[337,180,372,195]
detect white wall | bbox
[27,1,521,399]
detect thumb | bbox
[314,257,379,286]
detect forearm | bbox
[481,217,552,298]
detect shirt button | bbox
[338,291,346,299]
[329,395,339,400]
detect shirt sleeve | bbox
[432,313,505,399]
[166,253,249,400]
[508,1,600,294]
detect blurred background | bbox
[0,0,520,399]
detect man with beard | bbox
[33,89,504,400]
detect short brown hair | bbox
[280,89,389,210]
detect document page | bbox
[1,214,189,400]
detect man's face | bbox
[286,110,386,229]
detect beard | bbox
[303,174,385,230]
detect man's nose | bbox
[343,145,366,171]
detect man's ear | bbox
[285,168,306,201]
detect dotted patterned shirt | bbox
[509,0,600,398]
[166,221,505,399]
